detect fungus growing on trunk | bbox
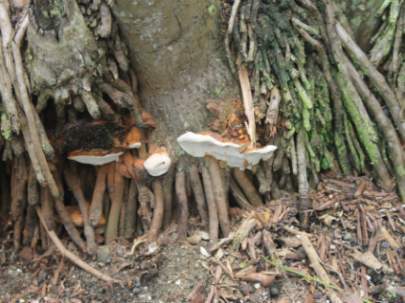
[65,121,172,244]
[67,150,124,166]
[177,131,277,170]
[176,131,277,240]
[65,122,146,166]
[63,121,144,155]
[144,147,171,177]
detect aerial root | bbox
[175,165,189,240]
[201,163,220,244]
[148,179,164,241]
[206,157,231,237]
[230,177,254,210]
[162,168,174,227]
[189,164,209,228]
[10,156,27,249]
[64,165,97,254]
[89,166,108,227]
[36,208,119,284]
[124,180,138,238]
[232,169,263,207]
[105,163,125,244]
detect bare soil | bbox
[0,230,210,303]
[0,176,404,303]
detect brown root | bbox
[22,204,37,246]
[175,166,189,240]
[296,131,311,228]
[189,164,208,228]
[52,173,86,252]
[230,177,253,210]
[201,164,219,244]
[105,164,125,243]
[10,156,27,249]
[119,180,129,237]
[206,157,231,237]
[40,187,56,237]
[27,166,39,206]
[148,179,164,241]
[137,184,153,232]
[13,217,23,250]
[36,208,119,284]
[0,164,9,217]
[12,14,60,199]
[124,180,138,238]
[162,168,174,227]
[64,166,97,253]
[89,165,108,227]
[232,169,263,207]
[10,156,27,221]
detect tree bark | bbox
[112,0,238,155]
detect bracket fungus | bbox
[177,132,277,170]
[117,149,171,180]
[63,120,172,244]
[144,148,172,177]
[64,122,145,166]
[67,150,124,166]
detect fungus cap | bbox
[67,150,124,166]
[177,132,277,170]
[144,151,172,176]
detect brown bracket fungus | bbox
[66,129,172,244]
[64,122,145,166]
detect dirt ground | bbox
[0,177,404,303]
[0,230,212,303]
[0,235,307,303]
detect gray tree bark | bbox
[112,0,238,156]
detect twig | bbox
[224,0,242,74]
[238,64,256,145]
[187,281,205,303]
[351,250,393,274]
[232,217,257,250]
[269,257,339,291]
[284,226,343,303]
[36,208,119,283]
